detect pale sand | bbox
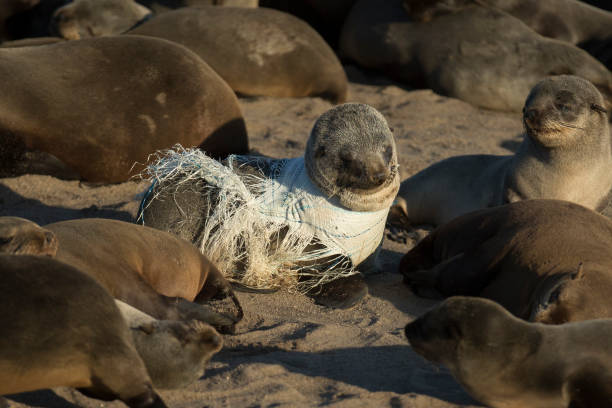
[0,66,523,408]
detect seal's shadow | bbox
[5,390,80,408]
[0,184,132,224]
[499,132,525,153]
[212,345,480,406]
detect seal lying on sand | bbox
[139,103,400,309]
[339,0,612,112]
[115,300,223,389]
[45,218,243,333]
[0,35,247,182]
[393,75,612,227]
[403,0,612,69]
[405,296,612,408]
[0,216,227,389]
[51,5,348,102]
[0,254,168,407]
[401,199,612,324]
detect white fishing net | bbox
[142,146,390,293]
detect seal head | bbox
[0,217,57,256]
[305,103,400,212]
[522,75,609,149]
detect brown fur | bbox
[393,75,612,226]
[340,0,612,112]
[401,199,612,324]
[0,216,57,256]
[128,7,348,102]
[45,218,243,333]
[0,254,167,407]
[405,297,612,408]
[0,35,248,182]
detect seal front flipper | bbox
[308,274,368,309]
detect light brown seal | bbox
[0,254,168,407]
[0,35,248,182]
[392,75,612,227]
[45,218,243,334]
[405,296,612,408]
[115,300,223,389]
[0,216,57,256]
[127,7,348,102]
[139,103,399,309]
[339,0,612,112]
[401,199,612,324]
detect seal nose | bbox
[370,171,388,186]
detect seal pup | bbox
[139,103,400,309]
[115,300,223,389]
[405,296,612,408]
[0,216,57,256]
[339,0,612,112]
[403,0,612,69]
[0,254,168,407]
[0,35,247,182]
[0,217,227,389]
[127,7,348,102]
[401,199,612,324]
[45,218,243,333]
[392,75,612,227]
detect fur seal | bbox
[126,7,348,102]
[403,0,612,69]
[392,75,612,227]
[0,254,168,407]
[0,35,248,182]
[0,216,57,256]
[339,0,612,112]
[401,199,612,324]
[43,218,243,334]
[139,103,399,309]
[114,300,223,389]
[0,217,227,389]
[405,296,612,408]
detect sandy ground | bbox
[0,66,524,408]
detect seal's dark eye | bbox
[555,103,571,113]
[314,146,326,158]
[383,146,393,163]
[0,236,13,246]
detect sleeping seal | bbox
[339,0,612,112]
[405,296,612,408]
[0,254,168,407]
[393,75,612,226]
[139,103,400,308]
[401,199,612,324]
[0,35,247,182]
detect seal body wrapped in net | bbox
[138,103,400,307]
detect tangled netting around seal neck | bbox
[140,146,391,292]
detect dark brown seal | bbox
[45,218,243,333]
[401,199,612,324]
[339,0,612,112]
[405,296,612,408]
[0,254,168,407]
[392,75,612,226]
[404,0,612,69]
[0,35,248,182]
